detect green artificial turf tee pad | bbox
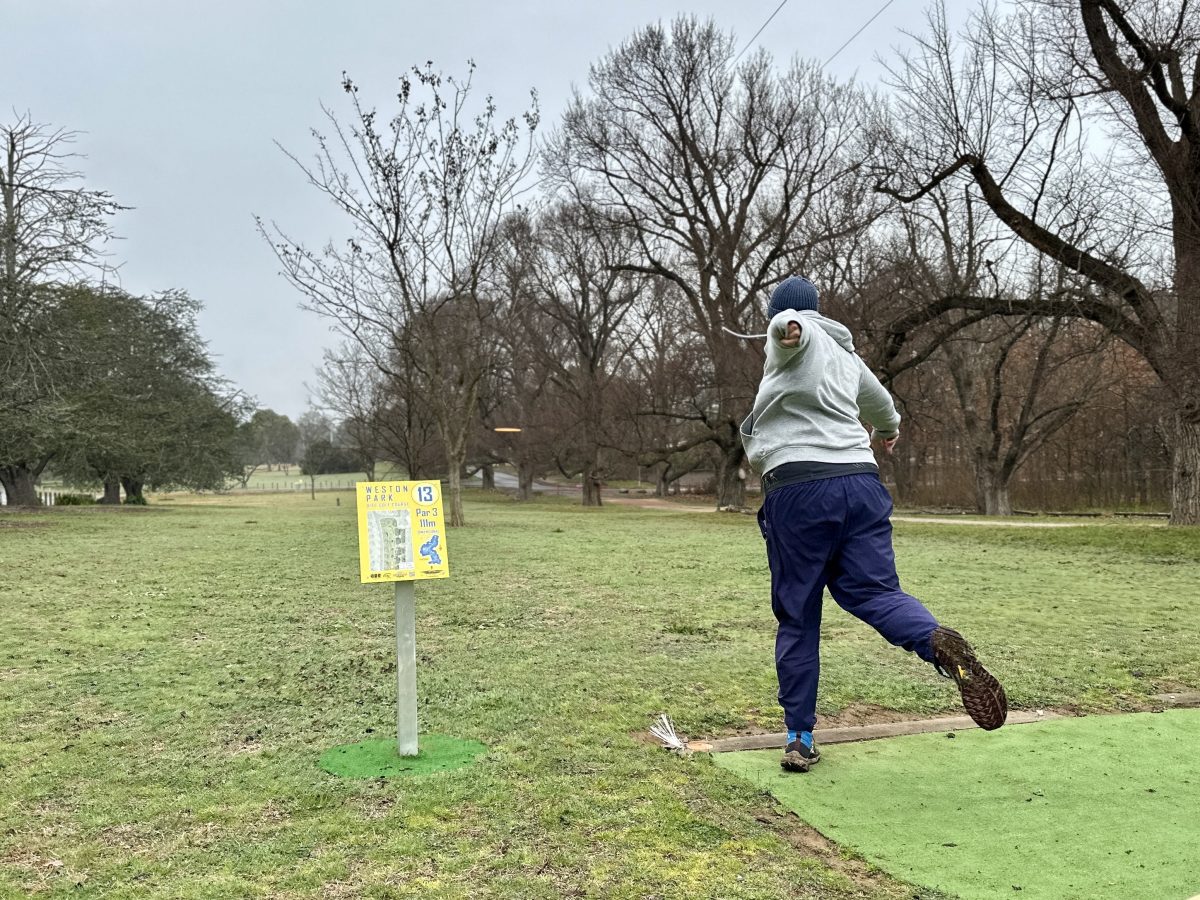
[713,709,1200,900]
[319,734,486,778]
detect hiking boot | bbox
[931,626,1008,731]
[780,739,821,773]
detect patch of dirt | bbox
[98,822,161,853]
[818,703,917,728]
[181,821,223,849]
[0,847,89,892]
[750,807,925,899]
[227,742,265,757]
[258,801,290,824]
[353,794,397,821]
[1150,690,1200,709]
[319,880,366,899]
[67,697,128,735]
[0,516,52,528]
[891,515,1120,528]
[631,728,668,747]
[218,723,269,757]
[605,496,713,513]
[1152,680,1197,694]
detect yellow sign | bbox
[355,481,450,583]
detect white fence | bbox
[234,478,366,493]
[0,487,101,506]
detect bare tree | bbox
[231,419,265,489]
[314,343,386,480]
[548,17,882,507]
[527,200,645,505]
[879,186,1109,512]
[262,65,538,525]
[879,1,1200,524]
[940,316,1112,513]
[616,277,714,496]
[1025,340,1168,509]
[487,213,558,500]
[0,115,123,504]
[296,408,334,499]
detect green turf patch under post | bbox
[319,734,486,778]
[713,709,1200,900]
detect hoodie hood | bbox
[773,309,855,353]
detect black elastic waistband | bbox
[763,461,879,493]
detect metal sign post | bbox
[394,580,418,756]
[355,480,450,758]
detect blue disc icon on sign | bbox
[419,534,442,565]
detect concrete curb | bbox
[687,692,1200,753]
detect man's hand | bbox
[779,320,802,348]
[873,431,900,455]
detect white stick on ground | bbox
[650,713,687,751]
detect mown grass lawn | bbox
[1,493,1197,898]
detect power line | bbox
[733,0,899,71]
[734,0,790,65]
[821,0,897,70]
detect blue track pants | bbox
[758,473,940,733]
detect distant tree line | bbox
[8,3,1194,526]
[0,116,248,506]
[270,5,1191,524]
[0,115,379,508]
[233,407,367,496]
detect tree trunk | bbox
[1169,413,1200,526]
[714,437,746,509]
[581,443,603,507]
[888,445,915,506]
[582,469,603,507]
[437,411,470,526]
[401,452,420,480]
[481,464,495,491]
[100,477,122,505]
[974,462,1013,516]
[120,476,146,504]
[655,466,669,498]
[446,464,465,526]
[516,460,535,501]
[0,465,39,506]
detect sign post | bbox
[354,480,449,757]
[395,581,418,756]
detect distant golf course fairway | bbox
[714,709,1200,900]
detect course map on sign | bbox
[355,481,450,583]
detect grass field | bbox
[1,493,1198,898]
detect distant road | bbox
[466,471,561,494]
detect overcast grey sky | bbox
[7,0,954,419]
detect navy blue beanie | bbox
[767,276,820,318]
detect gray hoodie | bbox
[740,309,900,475]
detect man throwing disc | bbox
[741,275,1007,773]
